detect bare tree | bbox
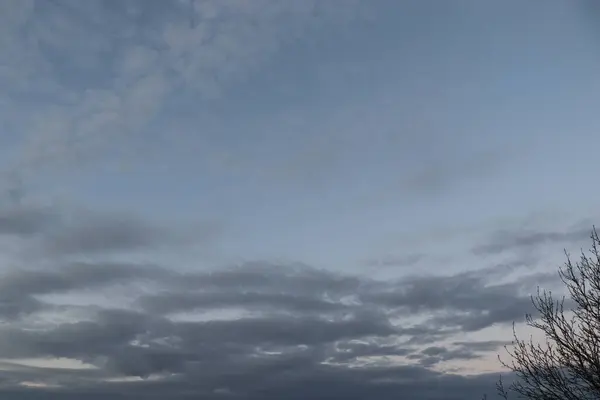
[486,228,600,400]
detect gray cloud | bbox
[400,147,516,196]
[363,267,543,317]
[0,259,547,398]
[0,261,166,321]
[452,340,511,352]
[331,340,413,363]
[473,225,592,255]
[0,367,512,400]
[0,203,58,236]
[174,262,364,299]
[0,294,44,320]
[364,253,424,268]
[408,344,481,367]
[407,340,510,368]
[43,212,171,255]
[0,201,221,257]
[0,262,164,297]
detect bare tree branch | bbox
[485,227,600,400]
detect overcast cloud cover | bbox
[0,0,599,399]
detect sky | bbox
[0,0,599,398]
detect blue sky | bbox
[0,1,599,398]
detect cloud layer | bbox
[0,145,587,400]
[0,218,546,398]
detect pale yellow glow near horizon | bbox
[19,381,61,388]
[0,357,97,370]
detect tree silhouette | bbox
[486,228,600,400]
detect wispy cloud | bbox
[472,224,593,256]
[364,253,425,269]
[0,200,221,260]
[1,0,368,182]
